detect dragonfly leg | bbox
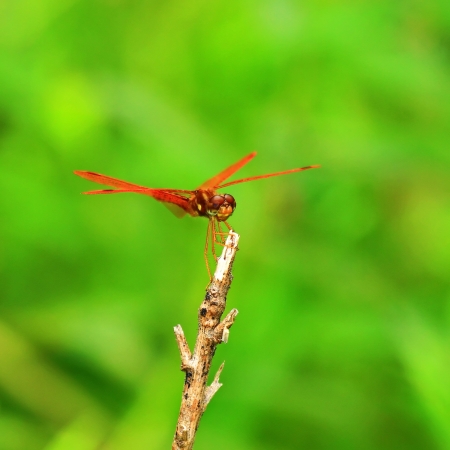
[210,218,219,262]
[222,220,239,251]
[204,220,213,280]
[223,221,233,231]
[213,219,228,248]
[204,219,235,280]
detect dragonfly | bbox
[74,152,319,278]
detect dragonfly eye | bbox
[224,194,234,204]
[210,195,225,210]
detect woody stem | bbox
[172,231,240,450]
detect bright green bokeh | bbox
[1,1,449,449]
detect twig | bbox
[172,231,240,450]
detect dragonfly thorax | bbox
[194,191,236,221]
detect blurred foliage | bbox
[1,0,450,449]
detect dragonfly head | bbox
[208,194,236,221]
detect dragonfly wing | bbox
[163,202,188,218]
[140,189,191,217]
[81,189,148,195]
[197,151,257,189]
[217,165,321,189]
[75,171,194,216]
[78,186,193,217]
[74,171,147,190]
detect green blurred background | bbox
[1,0,450,449]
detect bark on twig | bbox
[172,231,239,450]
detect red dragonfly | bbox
[75,152,319,278]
